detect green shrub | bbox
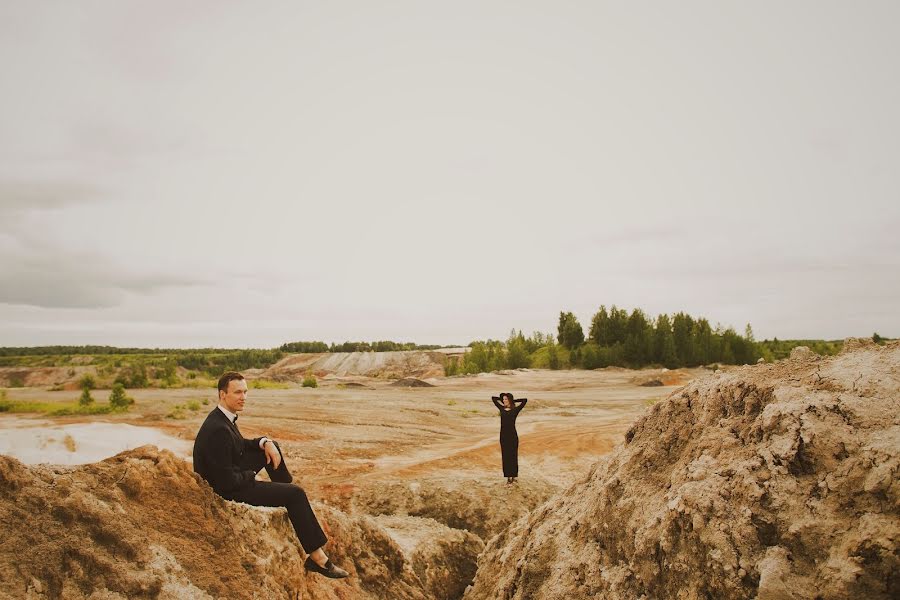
[78,387,94,406]
[186,400,201,411]
[108,384,133,409]
[548,344,560,369]
[127,363,150,388]
[250,379,289,389]
[301,374,318,388]
[444,358,460,376]
[79,374,96,390]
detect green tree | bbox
[444,357,461,376]
[672,312,694,366]
[79,374,96,390]
[161,359,178,387]
[108,383,133,409]
[506,330,530,369]
[589,305,611,345]
[624,309,653,365]
[691,318,713,366]
[581,343,603,369]
[568,347,581,368]
[607,306,629,346]
[463,343,489,373]
[654,314,678,368]
[119,362,149,388]
[547,341,560,370]
[79,387,94,406]
[557,311,585,349]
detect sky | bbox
[1,1,898,348]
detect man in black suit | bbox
[193,371,349,578]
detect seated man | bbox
[193,371,348,579]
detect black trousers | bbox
[500,432,519,477]
[222,442,328,553]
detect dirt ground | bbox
[1,366,704,600]
[6,345,894,599]
[0,367,701,503]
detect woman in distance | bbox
[491,392,527,484]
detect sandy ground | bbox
[0,367,701,500]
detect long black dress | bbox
[492,397,527,477]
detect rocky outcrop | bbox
[464,340,900,600]
[0,446,429,600]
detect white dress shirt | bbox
[217,404,270,450]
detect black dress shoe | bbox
[304,556,349,579]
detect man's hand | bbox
[263,440,282,470]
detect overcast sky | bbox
[1,1,898,348]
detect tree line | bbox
[449,307,778,375]
[1,322,885,381]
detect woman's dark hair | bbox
[500,392,514,404]
[217,371,245,393]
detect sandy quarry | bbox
[2,343,896,599]
[1,365,694,504]
[0,364,693,599]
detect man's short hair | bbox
[218,371,245,393]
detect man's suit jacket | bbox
[193,408,264,495]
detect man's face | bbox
[219,378,248,413]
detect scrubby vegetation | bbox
[249,379,290,389]
[0,348,285,389]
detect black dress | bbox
[492,397,527,477]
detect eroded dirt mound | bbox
[465,340,900,600]
[354,476,556,541]
[390,378,435,388]
[0,366,93,390]
[375,515,484,600]
[0,446,433,600]
[264,351,457,380]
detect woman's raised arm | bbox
[491,396,504,410]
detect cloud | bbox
[0,182,213,308]
[0,247,212,309]
[585,224,682,249]
[0,180,103,219]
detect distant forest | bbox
[445,307,886,375]
[0,310,888,381]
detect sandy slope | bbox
[465,341,900,600]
